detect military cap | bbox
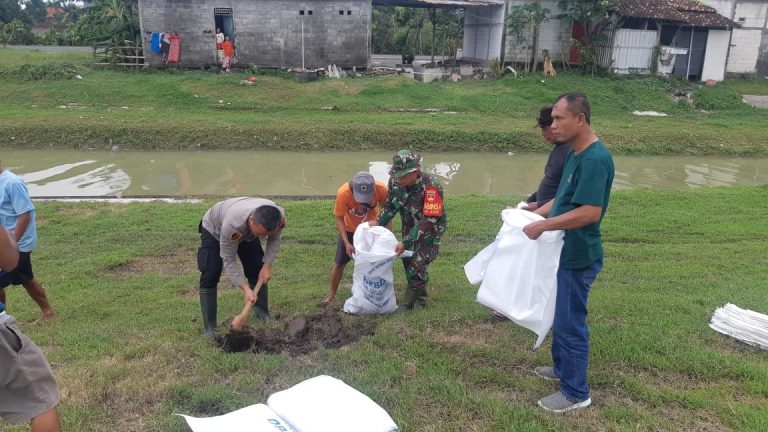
[391,150,421,178]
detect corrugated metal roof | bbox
[613,0,736,28]
[373,0,503,8]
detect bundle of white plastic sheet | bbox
[709,303,768,350]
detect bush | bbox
[0,63,79,80]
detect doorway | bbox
[214,8,235,48]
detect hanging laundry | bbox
[168,34,182,64]
[160,33,171,65]
[150,32,160,53]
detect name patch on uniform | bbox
[423,185,443,217]
[230,230,243,241]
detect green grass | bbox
[1,48,767,155]
[1,186,767,431]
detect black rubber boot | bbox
[199,288,217,338]
[400,285,427,312]
[252,284,273,323]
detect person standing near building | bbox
[221,36,235,72]
[0,164,55,321]
[320,172,388,307]
[373,150,446,311]
[215,27,225,64]
[523,92,615,413]
[0,226,62,432]
[197,197,286,337]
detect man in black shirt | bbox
[524,105,572,211]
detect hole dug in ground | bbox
[215,310,376,356]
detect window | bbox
[339,10,344,15]
[299,10,304,15]
[347,10,351,15]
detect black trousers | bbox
[197,224,268,311]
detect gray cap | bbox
[350,171,375,204]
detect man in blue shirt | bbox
[523,93,615,413]
[0,165,55,321]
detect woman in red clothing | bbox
[221,36,235,72]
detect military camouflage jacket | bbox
[378,174,446,260]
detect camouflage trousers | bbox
[401,241,439,309]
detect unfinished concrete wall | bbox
[503,0,569,64]
[463,5,506,62]
[138,0,371,68]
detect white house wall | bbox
[701,29,730,80]
[462,5,506,62]
[704,0,767,74]
[733,1,768,27]
[728,28,762,72]
[706,0,735,18]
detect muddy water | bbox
[2,149,767,197]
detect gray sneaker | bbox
[534,366,559,381]
[537,391,591,413]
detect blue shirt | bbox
[0,170,37,252]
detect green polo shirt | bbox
[550,140,614,269]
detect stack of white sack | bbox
[465,208,564,348]
[709,303,768,350]
[267,375,399,432]
[343,222,399,315]
[178,375,399,432]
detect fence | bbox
[93,43,146,68]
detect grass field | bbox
[1,187,767,431]
[1,48,767,155]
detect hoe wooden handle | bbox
[230,280,264,331]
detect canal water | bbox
[2,150,766,198]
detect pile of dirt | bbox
[216,310,376,356]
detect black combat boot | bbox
[199,288,217,338]
[252,283,273,323]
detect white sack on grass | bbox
[266,375,399,432]
[467,208,564,348]
[178,404,296,432]
[344,223,398,315]
[710,303,768,350]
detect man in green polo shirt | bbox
[523,92,614,413]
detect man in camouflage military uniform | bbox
[374,150,446,310]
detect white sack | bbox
[710,303,768,350]
[178,404,296,432]
[343,223,398,315]
[266,375,399,432]
[469,209,564,348]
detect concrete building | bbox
[137,0,372,68]
[491,0,736,81]
[705,0,768,75]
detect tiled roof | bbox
[613,0,736,28]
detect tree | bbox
[25,0,47,23]
[1,18,36,46]
[0,0,28,24]
[506,2,551,73]
[67,0,139,45]
[556,0,616,75]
